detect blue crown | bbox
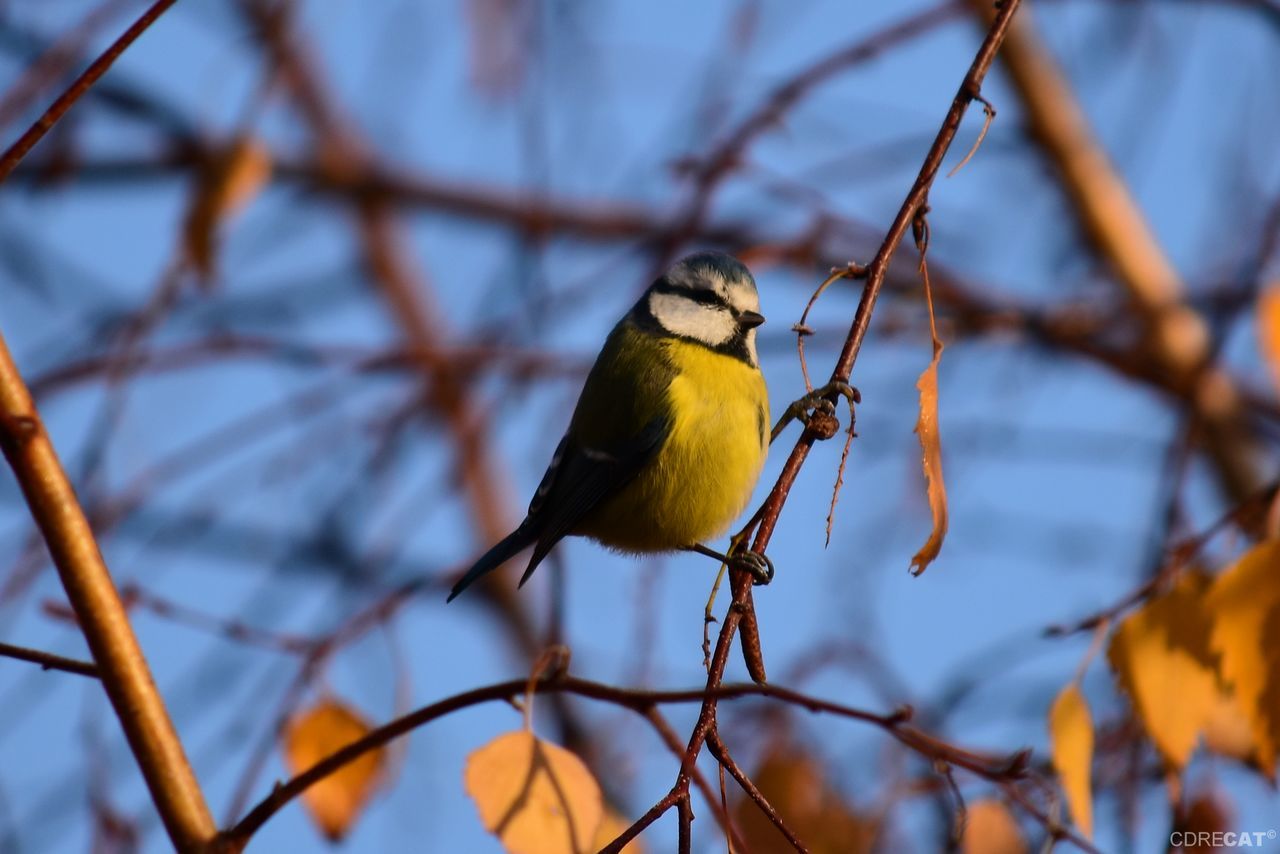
[668,251,755,289]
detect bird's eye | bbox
[682,288,723,307]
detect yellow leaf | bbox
[961,799,1026,854]
[282,698,386,841]
[1206,539,1280,776]
[1106,571,1230,769]
[1200,682,1260,765]
[183,136,273,277]
[909,340,948,575]
[734,742,876,854]
[464,730,603,854]
[1048,684,1093,838]
[590,808,645,854]
[1257,286,1280,387]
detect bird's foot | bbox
[775,381,860,440]
[729,548,774,586]
[686,543,774,585]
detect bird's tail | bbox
[446,527,536,602]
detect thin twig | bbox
[0,639,99,678]
[707,727,807,852]
[0,0,181,183]
[746,0,1023,560]
[223,669,1029,849]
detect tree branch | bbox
[968,0,1264,500]
[0,331,215,849]
[0,639,98,678]
[0,0,179,182]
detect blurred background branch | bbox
[0,0,1277,851]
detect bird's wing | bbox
[519,413,670,586]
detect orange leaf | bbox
[1205,539,1280,776]
[1257,287,1280,386]
[1106,571,1235,770]
[591,808,645,854]
[183,136,272,277]
[909,339,948,575]
[282,698,386,841]
[734,742,877,854]
[464,730,603,854]
[1201,684,1260,765]
[1048,683,1093,838]
[961,799,1026,854]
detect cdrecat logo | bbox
[1170,830,1277,848]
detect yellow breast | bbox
[580,339,769,552]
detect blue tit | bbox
[447,251,770,601]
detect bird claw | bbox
[779,381,860,434]
[730,549,775,586]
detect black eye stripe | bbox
[684,289,723,306]
[654,280,728,308]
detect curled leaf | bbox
[183,136,272,277]
[282,698,386,841]
[464,730,603,854]
[909,250,948,575]
[909,337,948,575]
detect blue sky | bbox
[0,0,1277,851]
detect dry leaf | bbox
[909,265,948,575]
[961,799,1026,854]
[1206,539,1280,776]
[590,808,645,854]
[464,730,603,854]
[734,742,876,854]
[909,347,948,575]
[1048,683,1093,838]
[183,136,273,277]
[1106,571,1236,769]
[282,698,386,841]
[1257,286,1280,388]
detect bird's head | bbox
[643,251,764,366]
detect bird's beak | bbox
[739,310,765,329]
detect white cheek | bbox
[649,292,736,347]
[744,328,759,366]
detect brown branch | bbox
[0,639,99,678]
[640,707,748,852]
[27,335,588,400]
[605,2,1029,849]
[748,0,1024,558]
[672,0,966,241]
[236,0,540,646]
[706,726,806,851]
[0,0,138,132]
[968,0,1263,501]
[18,147,1280,437]
[0,332,216,849]
[219,670,1032,849]
[0,0,180,183]
[227,6,651,836]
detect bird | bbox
[447,251,773,602]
